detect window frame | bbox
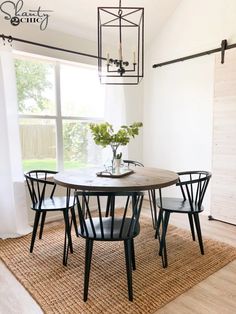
[15,53,104,171]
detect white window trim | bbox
[15,53,104,171]
[55,61,63,171]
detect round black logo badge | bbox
[10,16,20,26]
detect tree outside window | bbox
[15,56,104,171]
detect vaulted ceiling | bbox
[23,0,181,44]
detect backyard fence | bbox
[20,124,56,159]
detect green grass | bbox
[23,159,88,172]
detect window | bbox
[15,55,105,171]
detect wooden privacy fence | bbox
[20,125,56,159]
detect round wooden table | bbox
[54,167,178,192]
[55,167,178,263]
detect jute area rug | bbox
[0,215,236,314]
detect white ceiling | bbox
[23,0,181,44]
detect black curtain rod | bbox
[0,34,106,61]
[153,39,236,68]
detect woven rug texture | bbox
[0,214,236,314]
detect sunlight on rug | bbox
[0,214,236,314]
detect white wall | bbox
[124,83,144,161]
[143,0,236,211]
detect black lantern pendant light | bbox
[98,0,144,85]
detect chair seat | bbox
[156,197,204,213]
[78,217,140,240]
[32,196,75,211]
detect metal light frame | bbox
[98,1,144,85]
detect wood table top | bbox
[54,167,178,192]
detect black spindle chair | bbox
[25,170,78,266]
[75,190,144,302]
[156,171,212,268]
[123,160,158,230]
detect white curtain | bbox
[0,43,32,239]
[102,85,128,165]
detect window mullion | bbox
[55,62,64,171]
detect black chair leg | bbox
[188,213,195,241]
[39,212,46,239]
[84,239,94,302]
[149,189,158,231]
[159,211,170,268]
[155,208,163,239]
[131,238,136,271]
[71,206,79,237]
[63,209,73,266]
[30,212,41,253]
[193,213,204,255]
[124,239,133,301]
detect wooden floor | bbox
[0,201,235,314]
[151,212,236,314]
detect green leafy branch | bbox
[89,122,143,147]
[89,121,143,159]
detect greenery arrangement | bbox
[89,122,143,164]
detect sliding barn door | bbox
[211,49,236,224]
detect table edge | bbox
[54,169,178,191]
